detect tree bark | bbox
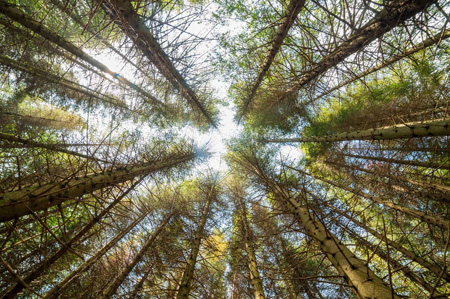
[99,211,176,299]
[247,164,398,298]
[0,1,166,109]
[42,209,151,299]
[0,151,194,221]
[48,0,152,80]
[263,119,450,143]
[311,29,450,103]
[0,183,138,298]
[321,200,450,284]
[240,0,306,117]
[102,0,216,127]
[237,195,266,299]
[287,166,450,231]
[281,0,434,98]
[0,54,127,109]
[176,187,215,298]
[0,132,110,164]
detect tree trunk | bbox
[263,119,450,143]
[338,222,443,296]
[99,211,176,299]
[288,166,450,231]
[102,0,216,127]
[321,200,450,284]
[346,146,449,153]
[240,0,306,117]
[250,165,398,298]
[48,0,152,80]
[0,1,166,109]
[0,54,127,109]
[0,132,110,164]
[344,153,450,170]
[42,209,151,299]
[0,151,194,221]
[312,29,450,103]
[0,183,138,298]
[176,188,215,298]
[281,0,434,98]
[237,195,266,299]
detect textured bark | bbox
[102,0,216,127]
[344,153,450,170]
[311,29,450,103]
[0,1,165,108]
[0,143,108,149]
[0,54,126,109]
[240,0,306,117]
[312,29,450,105]
[247,165,397,298]
[48,0,151,79]
[263,119,450,143]
[0,183,138,298]
[282,0,434,97]
[322,201,450,284]
[237,195,266,299]
[176,189,215,298]
[0,151,194,221]
[42,210,150,299]
[288,166,450,231]
[99,211,176,299]
[0,132,109,164]
[346,146,449,153]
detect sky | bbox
[73,2,303,173]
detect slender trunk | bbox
[0,183,138,298]
[0,143,109,149]
[0,202,75,235]
[250,166,397,298]
[263,119,450,143]
[237,196,266,299]
[344,153,450,170]
[99,211,176,299]
[0,132,109,164]
[312,29,450,103]
[0,151,194,221]
[42,210,150,299]
[281,0,434,98]
[346,146,449,153]
[0,17,117,88]
[240,0,306,117]
[129,265,154,299]
[0,54,127,109]
[176,189,215,298]
[0,1,166,109]
[348,107,450,131]
[321,200,450,284]
[287,166,450,231]
[101,0,216,127]
[48,0,152,80]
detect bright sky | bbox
[75,2,302,173]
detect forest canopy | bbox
[0,0,449,298]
